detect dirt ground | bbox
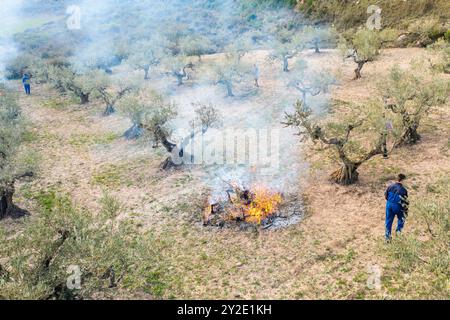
[10,47,450,299]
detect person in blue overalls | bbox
[384,174,409,241]
[22,73,31,95]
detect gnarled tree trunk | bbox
[176,74,184,86]
[354,61,365,79]
[0,184,15,220]
[225,81,234,97]
[124,123,143,140]
[314,40,320,53]
[400,125,421,146]
[330,163,360,185]
[397,114,421,146]
[159,134,183,170]
[103,104,115,116]
[80,92,90,104]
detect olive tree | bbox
[189,102,223,134]
[127,39,167,80]
[210,53,250,97]
[119,89,177,143]
[120,90,181,168]
[0,193,167,299]
[119,90,221,169]
[381,64,449,146]
[269,29,306,72]
[223,32,255,62]
[287,59,336,106]
[94,72,140,116]
[284,100,389,185]
[44,64,71,93]
[47,66,102,104]
[340,29,382,79]
[179,35,214,62]
[0,87,34,219]
[167,102,222,169]
[162,55,194,86]
[427,38,450,74]
[4,53,43,80]
[302,26,336,54]
[31,57,69,85]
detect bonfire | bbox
[203,182,284,227]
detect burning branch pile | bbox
[203,182,295,229]
[232,186,283,225]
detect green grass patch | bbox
[426,176,450,194]
[174,174,194,187]
[22,128,40,143]
[40,96,77,110]
[91,164,123,188]
[68,132,120,147]
[91,158,157,188]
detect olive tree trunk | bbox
[354,61,365,79]
[225,81,234,97]
[0,186,14,220]
[314,40,320,53]
[399,124,421,146]
[80,92,90,104]
[176,74,184,86]
[103,104,115,116]
[124,123,143,140]
[330,163,360,185]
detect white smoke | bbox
[0,0,24,81]
[76,0,327,198]
[3,0,332,203]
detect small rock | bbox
[397,34,408,42]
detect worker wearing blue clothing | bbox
[384,174,409,241]
[22,73,31,95]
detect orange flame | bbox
[228,185,282,224]
[204,184,283,226]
